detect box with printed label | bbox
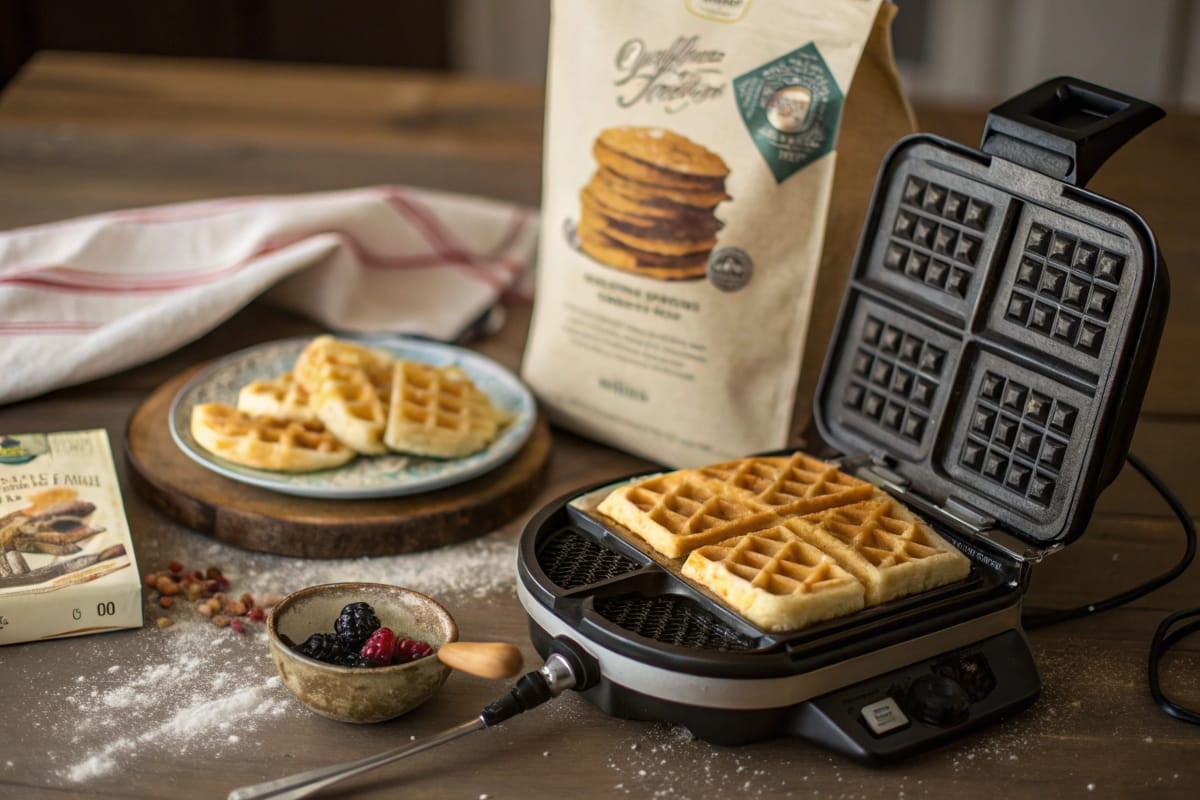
[0,429,142,645]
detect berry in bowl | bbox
[268,583,457,723]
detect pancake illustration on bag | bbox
[575,126,730,281]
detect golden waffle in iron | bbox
[293,335,394,455]
[596,471,782,559]
[598,453,879,560]
[794,498,971,606]
[384,362,503,458]
[236,372,317,423]
[190,402,355,472]
[596,452,971,631]
[680,522,865,632]
[695,452,880,516]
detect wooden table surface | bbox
[0,52,1197,799]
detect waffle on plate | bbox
[190,335,508,472]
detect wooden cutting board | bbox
[125,367,552,558]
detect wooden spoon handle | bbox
[437,641,524,680]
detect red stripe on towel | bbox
[378,188,525,290]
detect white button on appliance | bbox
[861,697,910,736]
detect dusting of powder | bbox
[593,637,1199,798]
[41,533,516,786]
[60,625,290,784]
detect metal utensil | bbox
[227,652,578,800]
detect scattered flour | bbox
[58,622,291,784]
[26,532,519,787]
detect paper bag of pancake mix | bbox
[522,0,916,467]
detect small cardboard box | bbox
[0,429,142,644]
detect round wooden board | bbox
[124,367,552,558]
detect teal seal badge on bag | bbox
[733,42,843,183]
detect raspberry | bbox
[359,627,398,666]
[393,638,434,664]
[334,602,381,648]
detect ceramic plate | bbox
[169,336,537,499]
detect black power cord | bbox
[1149,607,1200,723]
[1020,453,1198,724]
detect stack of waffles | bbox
[596,452,971,632]
[577,127,730,280]
[190,336,507,472]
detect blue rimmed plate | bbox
[169,336,537,499]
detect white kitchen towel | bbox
[0,185,539,405]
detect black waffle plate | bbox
[516,489,1022,680]
[814,77,1168,549]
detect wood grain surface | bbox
[0,52,1196,800]
[125,367,552,558]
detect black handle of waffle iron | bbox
[981,76,1164,187]
[480,671,557,725]
[480,638,596,726]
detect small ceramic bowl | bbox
[268,582,458,723]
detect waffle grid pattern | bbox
[1004,222,1125,358]
[804,502,945,568]
[959,370,1077,506]
[883,175,990,299]
[593,593,757,651]
[597,454,971,632]
[843,314,946,445]
[696,456,873,515]
[537,528,641,590]
[190,402,353,472]
[693,526,855,598]
[237,372,316,423]
[385,361,499,457]
[295,338,392,455]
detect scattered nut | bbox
[144,560,283,633]
[155,576,181,596]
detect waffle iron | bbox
[515,77,1170,763]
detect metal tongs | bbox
[227,652,580,800]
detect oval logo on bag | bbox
[686,0,754,24]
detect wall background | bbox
[449,0,1200,111]
[3,0,1197,110]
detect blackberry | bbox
[294,632,351,664]
[329,649,367,668]
[334,601,381,648]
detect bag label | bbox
[615,35,727,113]
[734,42,843,183]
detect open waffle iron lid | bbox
[813,77,1168,557]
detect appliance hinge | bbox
[938,497,1054,563]
[840,455,1046,564]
